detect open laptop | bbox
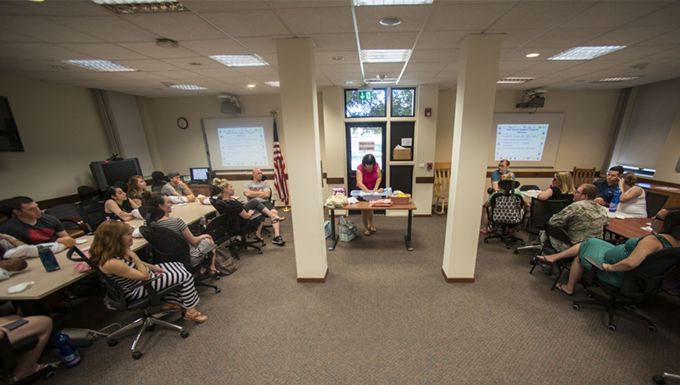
[190,167,210,184]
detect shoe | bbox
[479,229,489,235]
[534,255,554,266]
[364,230,372,236]
[272,236,285,246]
[272,217,286,223]
[183,310,208,323]
[554,283,574,297]
[369,226,377,233]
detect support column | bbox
[276,38,328,282]
[442,34,502,282]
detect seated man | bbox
[490,159,515,192]
[539,183,609,253]
[243,168,285,246]
[0,196,75,257]
[480,174,525,235]
[593,165,623,207]
[161,172,196,203]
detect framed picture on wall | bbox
[0,96,24,152]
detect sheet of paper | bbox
[401,138,412,146]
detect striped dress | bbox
[107,257,199,309]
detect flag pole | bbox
[271,110,292,212]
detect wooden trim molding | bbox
[415,177,434,184]
[414,214,431,217]
[441,268,474,283]
[37,194,81,210]
[326,177,344,184]
[297,268,328,283]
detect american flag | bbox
[272,118,290,205]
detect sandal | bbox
[369,226,377,233]
[183,310,208,323]
[363,230,372,236]
[161,303,182,311]
[272,217,286,223]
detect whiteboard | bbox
[202,116,274,171]
[488,113,564,168]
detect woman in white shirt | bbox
[617,172,647,218]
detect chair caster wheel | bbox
[647,324,656,332]
[513,250,518,254]
[44,370,56,379]
[107,339,118,347]
[607,324,617,332]
[572,304,580,310]
[258,251,263,254]
[132,351,143,359]
[181,331,189,338]
[147,325,155,331]
[215,275,220,281]
[652,374,667,385]
[215,288,221,293]
[483,239,488,243]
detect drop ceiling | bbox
[0,0,678,97]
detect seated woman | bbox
[617,172,647,218]
[480,174,525,235]
[213,179,269,241]
[126,175,147,207]
[104,186,139,222]
[537,171,575,202]
[0,314,59,383]
[356,153,383,236]
[90,221,207,322]
[536,208,680,295]
[142,192,220,276]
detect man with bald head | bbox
[244,168,285,245]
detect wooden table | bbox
[604,218,652,240]
[326,201,417,251]
[0,202,216,302]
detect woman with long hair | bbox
[356,153,383,236]
[104,186,139,222]
[537,171,575,202]
[617,172,647,218]
[126,175,147,206]
[89,221,208,322]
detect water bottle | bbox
[609,188,622,213]
[56,332,80,368]
[200,215,208,231]
[37,245,60,272]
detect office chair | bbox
[529,224,575,290]
[572,246,680,332]
[113,181,128,192]
[484,180,526,249]
[44,203,89,238]
[77,199,107,232]
[519,185,540,192]
[137,207,221,293]
[514,198,569,255]
[0,327,56,385]
[653,372,680,385]
[646,192,669,218]
[66,247,189,360]
[77,185,100,201]
[150,171,166,193]
[209,198,264,259]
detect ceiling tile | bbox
[308,34,358,51]
[118,42,198,59]
[48,16,160,43]
[58,43,148,60]
[360,32,418,49]
[417,31,473,50]
[9,1,111,16]
[0,28,40,43]
[637,28,680,46]
[276,7,354,34]
[489,2,595,31]
[558,1,668,29]
[120,12,226,41]
[115,59,182,72]
[235,36,289,54]
[523,28,614,48]
[584,25,678,46]
[161,57,226,70]
[409,49,458,63]
[182,0,269,12]
[180,39,250,56]
[315,51,360,64]
[0,43,94,61]
[0,16,103,43]
[269,1,349,8]
[316,63,361,74]
[201,10,290,38]
[188,68,242,78]
[406,62,447,72]
[426,3,515,31]
[627,2,680,27]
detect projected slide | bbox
[494,124,549,161]
[218,127,269,167]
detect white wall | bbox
[0,75,110,200]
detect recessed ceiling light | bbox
[548,46,626,61]
[188,62,202,66]
[497,77,536,84]
[525,53,540,58]
[264,81,280,88]
[594,76,639,83]
[361,49,411,63]
[62,60,137,72]
[354,0,433,5]
[344,81,354,85]
[169,84,207,90]
[331,56,345,61]
[247,84,256,88]
[156,38,179,49]
[210,55,269,67]
[380,17,402,26]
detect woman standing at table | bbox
[126,175,147,206]
[536,208,680,296]
[90,220,208,322]
[356,154,383,236]
[537,172,575,202]
[617,172,647,218]
[104,186,139,222]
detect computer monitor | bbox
[190,167,210,184]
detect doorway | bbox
[345,122,387,192]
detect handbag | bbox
[338,216,358,243]
[213,246,238,275]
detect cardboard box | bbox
[393,148,411,160]
[389,194,411,205]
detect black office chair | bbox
[77,199,107,232]
[113,181,128,192]
[484,180,526,249]
[204,213,230,246]
[150,171,166,193]
[515,198,570,255]
[646,192,669,218]
[44,203,89,238]
[137,207,221,293]
[208,184,221,197]
[66,247,189,360]
[519,185,540,192]
[572,245,680,332]
[0,327,56,385]
[209,198,264,259]
[529,224,575,290]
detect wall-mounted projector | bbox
[516,89,546,109]
[218,94,241,114]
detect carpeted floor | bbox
[43,211,679,384]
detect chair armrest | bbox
[60,217,89,235]
[583,256,604,284]
[140,276,165,306]
[200,243,218,257]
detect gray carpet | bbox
[44,211,679,384]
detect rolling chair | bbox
[77,199,107,232]
[0,327,56,385]
[529,224,575,290]
[113,181,128,192]
[77,185,100,201]
[572,245,680,332]
[646,192,669,219]
[44,203,89,238]
[66,247,189,360]
[137,207,220,293]
[519,185,540,192]
[514,198,569,255]
[209,198,264,259]
[150,171,166,193]
[484,180,526,249]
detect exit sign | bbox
[358,90,372,101]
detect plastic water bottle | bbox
[609,188,622,213]
[200,215,208,231]
[37,245,60,272]
[56,332,80,368]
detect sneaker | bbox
[272,236,285,246]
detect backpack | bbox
[214,245,238,275]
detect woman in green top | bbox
[536,208,680,296]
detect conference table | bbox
[326,200,417,251]
[604,217,652,241]
[0,202,215,306]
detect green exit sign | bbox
[358,90,372,101]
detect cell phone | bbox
[2,318,28,331]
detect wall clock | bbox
[177,117,188,129]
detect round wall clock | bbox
[177,117,189,129]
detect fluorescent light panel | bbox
[365,78,397,84]
[264,81,280,88]
[63,60,137,72]
[595,76,639,82]
[92,0,175,3]
[497,77,535,84]
[210,55,269,67]
[169,84,207,90]
[548,46,626,60]
[361,49,411,63]
[354,0,433,5]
